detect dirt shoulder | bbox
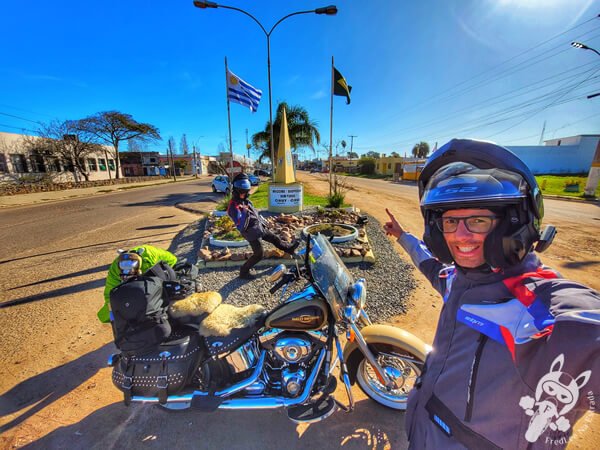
[297,172,599,449]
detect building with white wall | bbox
[0,131,121,182]
[507,135,599,174]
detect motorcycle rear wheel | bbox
[354,343,422,410]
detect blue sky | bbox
[1,0,599,159]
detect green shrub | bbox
[359,157,376,175]
[327,192,345,208]
[216,193,232,211]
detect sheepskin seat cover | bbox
[199,303,266,337]
[169,291,222,319]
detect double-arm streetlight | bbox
[193,1,337,179]
[571,41,600,57]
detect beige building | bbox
[0,131,121,182]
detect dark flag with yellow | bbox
[333,67,352,104]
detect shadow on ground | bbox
[22,395,407,450]
[0,344,115,434]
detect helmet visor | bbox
[421,162,528,209]
[118,253,141,279]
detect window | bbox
[46,158,61,172]
[30,154,46,172]
[64,159,75,172]
[0,154,7,172]
[108,159,115,170]
[10,154,29,173]
[388,163,391,169]
[98,158,107,171]
[149,158,156,163]
[87,158,98,171]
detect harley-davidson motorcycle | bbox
[109,233,429,422]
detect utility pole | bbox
[192,144,198,178]
[349,135,358,155]
[245,128,250,160]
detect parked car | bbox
[211,175,230,194]
[253,169,271,177]
[248,174,260,186]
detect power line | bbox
[0,111,42,125]
[375,61,600,140]
[0,123,37,134]
[389,15,600,118]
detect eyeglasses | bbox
[435,216,499,234]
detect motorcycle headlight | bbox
[351,278,367,310]
[268,264,286,283]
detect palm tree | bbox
[252,102,321,163]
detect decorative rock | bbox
[198,247,212,261]
[230,253,247,261]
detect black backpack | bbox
[110,273,171,354]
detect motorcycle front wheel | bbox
[354,343,423,410]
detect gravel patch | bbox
[169,217,207,263]
[193,213,416,323]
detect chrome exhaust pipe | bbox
[218,347,326,410]
[132,348,327,410]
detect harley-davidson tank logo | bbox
[292,315,320,323]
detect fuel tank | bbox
[265,298,329,331]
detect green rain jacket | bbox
[98,245,177,323]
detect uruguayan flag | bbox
[227,70,262,113]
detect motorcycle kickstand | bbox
[334,335,354,413]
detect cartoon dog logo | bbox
[519,354,591,443]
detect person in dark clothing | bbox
[227,173,298,279]
[384,139,599,449]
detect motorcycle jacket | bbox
[99,245,177,323]
[227,198,265,242]
[398,232,600,449]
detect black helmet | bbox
[232,173,251,199]
[418,139,553,268]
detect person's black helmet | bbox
[418,139,553,268]
[232,173,251,199]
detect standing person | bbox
[384,139,599,449]
[98,245,177,323]
[227,173,298,279]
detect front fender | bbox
[342,324,430,385]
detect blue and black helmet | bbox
[232,173,251,197]
[418,139,550,268]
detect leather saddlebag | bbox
[112,330,203,405]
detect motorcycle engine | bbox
[260,330,326,397]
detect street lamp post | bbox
[570,41,600,197]
[193,1,337,181]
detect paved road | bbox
[308,172,600,224]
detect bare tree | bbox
[78,111,161,179]
[27,120,101,182]
[180,134,189,155]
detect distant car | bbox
[248,174,260,186]
[253,169,271,177]
[211,175,230,194]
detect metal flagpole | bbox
[329,55,334,196]
[225,57,234,186]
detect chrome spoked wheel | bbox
[355,344,423,410]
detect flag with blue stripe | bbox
[227,69,262,113]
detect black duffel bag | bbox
[110,275,171,353]
[112,330,203,405]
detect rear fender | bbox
[342,324,430,385]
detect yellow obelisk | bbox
[268,107,303,212]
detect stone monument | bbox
[268,108,303,213]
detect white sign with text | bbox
[269,185,303,207]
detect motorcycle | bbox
[109,233,429,422]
